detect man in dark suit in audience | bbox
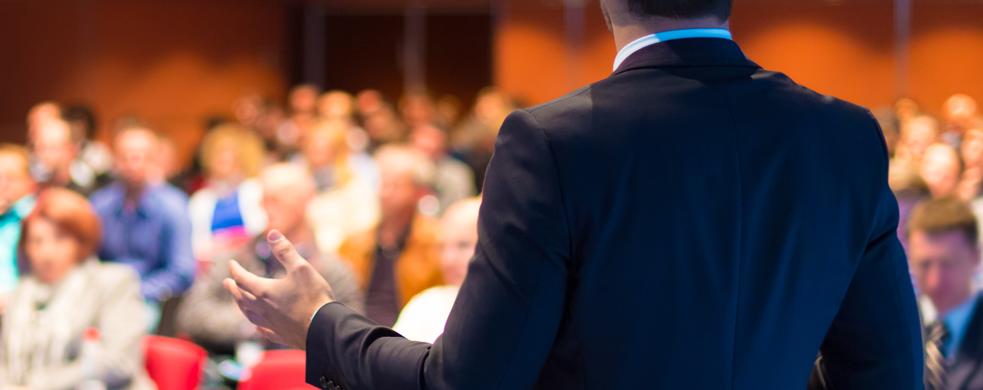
[909,198,983,389]
[225,0,924,388]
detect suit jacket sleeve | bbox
[306,109,572,390]
[817,113,924,389]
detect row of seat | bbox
[145,336,312,389]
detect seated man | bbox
[909,198,983,389]
[339,145,443,326]
[812,197,983,390]
[90,126,196,308]
[393,197,480,342]
[178,163,363,354]
[30,118,101,195]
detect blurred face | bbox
[921,145,961,198]
[962,130,983,169]
[24,218,82,285]
[944,94,979,127]
[317,93,354,121]
[114,129,158,187]
[356,89,384,115]
[26,102,61,134]
[401,95,436,128]
[234,95,264,127]
[895,98,920,123]
[261,185,310,234]
[0,154,35,213]
[903,120,938,160]
[379,168,420,219]
[410,126,446,161]
[364,108,403,143]
[33,122,76,173]
[209,140,242,182]
[909,230,980,315]
[438,204,479,286]
[304,130,339,169]
[289,86,319,115]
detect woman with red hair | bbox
[0,188,154,389]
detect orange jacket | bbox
[338,215,444,308]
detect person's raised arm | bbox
[228,108,573,390]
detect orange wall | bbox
[495,0,983,114]
[909,1,983,117]
[0,0,288,164]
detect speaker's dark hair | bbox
[625,0,733,20]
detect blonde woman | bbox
[297,120,380,255]
[189,124,268,260]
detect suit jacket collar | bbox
[948,292,983,388]
[612,38,759,76]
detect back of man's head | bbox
[625,0,733,21]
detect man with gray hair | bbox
[178,163,362,354]
[336,145,444,327]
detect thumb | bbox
[228,260,268,298]
[267,230,306,269]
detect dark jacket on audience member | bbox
[305,38,923,389]
[936,293,983,389]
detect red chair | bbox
[239,349,315,390]
[144,335,207,390]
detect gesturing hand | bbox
[224,230,335,349]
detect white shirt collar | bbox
[613,28,734,72]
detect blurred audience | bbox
[299,120,380,255]
[362,103,407,151]
[410,124,476,213]
[277,84,320,154]
[90,126,195,310]
[63,104,114,183]
[189,124,268,260]
[399,91,438,129]
[29,118,101,195]
[895,115,941,169]
[943,94,980,143]
[177,164,362,354]
[451,87,515,190]
[11,83,981,388]
[317,90,371,155]
[920,143,962,199]
[0,189,154,389]
[393,197,480,343]
[907,198,983,388]
[338,145,443,326]
[0,145,37,298]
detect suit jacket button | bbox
[319,376,329,388]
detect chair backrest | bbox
[144,335,207,390]
[239,349,314,390]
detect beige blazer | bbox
[0,260,156,390]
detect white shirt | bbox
[613,28,734,71]
[392,285,461,343]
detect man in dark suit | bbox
[908,198,983,389]
[225,0,924,388]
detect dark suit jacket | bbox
[943,294,983,389]
[305,38,923,390]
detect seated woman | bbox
[189,124,268,261]
[0,188,155,389]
